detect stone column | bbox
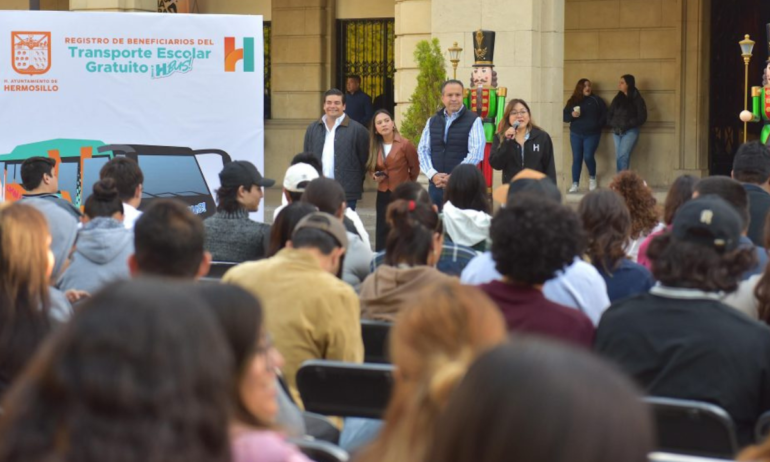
[69,0,155,11]
[393,0,432,123]
[676,0,710,177]
[430,0,566,188]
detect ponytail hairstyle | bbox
[383,199,442,267]
[355,282,507,462]
[84,178,124,219]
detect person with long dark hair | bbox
[427,339,653,462]
[490,98,556,184]
[607,74,647,172]
[442,164,492,252]
[578,189,654,303]
[0,279,233,462]
[59,178,133,294]
[564,78,606,193]
[266,202,317,257]
[367,109,420,251]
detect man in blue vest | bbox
[417,79,486,209]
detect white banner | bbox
[0,11,264,219]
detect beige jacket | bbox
[223,248,364,405]
[359,265,455,322]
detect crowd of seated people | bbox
[8,139,770,462]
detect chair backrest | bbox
[645,397,738,459]
[361,320,392,364]
[756,409,770,442]
[203,261,238,280]
[649,451,735,462]
[297,360,394,419]
[288,438,349,462]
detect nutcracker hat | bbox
[472,29,496,67]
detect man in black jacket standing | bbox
[303,88,370,210]
[732,141,770,246]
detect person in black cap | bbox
[596,195,770,447]
[203,160,275,263]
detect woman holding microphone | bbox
[490,99,556,185]
[564,78,606,193]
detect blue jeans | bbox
[613,128,640,172]
[570,132,600,183]
[428,182,445,211]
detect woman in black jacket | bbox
[564,78,606,193]
[490,99,556,185]
[607,74,647,172]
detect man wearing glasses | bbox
[417,79,486,210]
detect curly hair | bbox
[0,279,233,462]
[578,189,631,273]
[609,171,660,239]
[647,232,756,293]
[491,195,586,285]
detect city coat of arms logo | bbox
[12,32,51,75]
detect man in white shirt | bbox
[99,157,144,229]
[303,89,369,211]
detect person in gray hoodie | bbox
[59,179,133,295]
[25,197,78,319]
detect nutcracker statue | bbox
[464,29,506,193]
[743,24,770,144]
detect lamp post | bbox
[448,42,463,80]
[740,34,756,143]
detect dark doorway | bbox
[336,19,396,116]
[709,0,770,175]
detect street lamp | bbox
[448,42,463,80]
[740,34,756,143]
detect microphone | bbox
[513,121,520,130]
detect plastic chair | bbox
[288,438,349,462]
[645,397,738,459]
[297,360,394,419]
[361,320,391,364]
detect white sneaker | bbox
[568,183,579,193]
[589,178,597,191]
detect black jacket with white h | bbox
[489,126,556,185]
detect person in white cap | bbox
[273,162,320,221]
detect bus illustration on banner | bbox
[0,139,231,218]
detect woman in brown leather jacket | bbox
[368,109,420,250]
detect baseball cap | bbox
[284,163,320,193]
[219,161,275,189]
[672,195,742,252]
[292,212,348,250]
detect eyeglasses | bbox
[511,111,529,116]
[255,334,277,370]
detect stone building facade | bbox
[5,0,715,190]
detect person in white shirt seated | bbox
[99,157,144,230]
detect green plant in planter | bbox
[400,38,447,146]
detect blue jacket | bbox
[345,90,374,126]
